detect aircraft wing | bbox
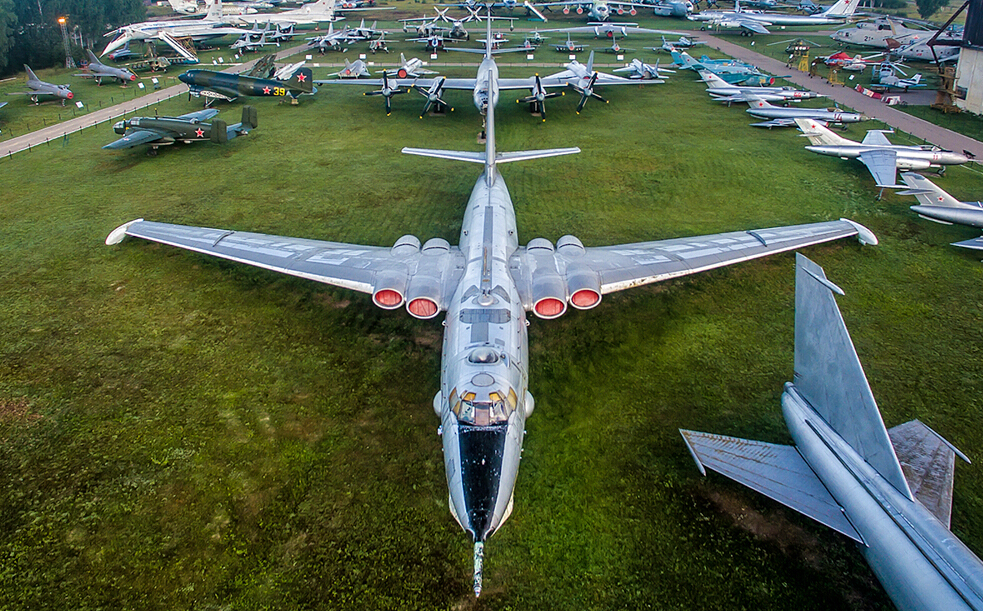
[861,130,894,146]
[544,220,874,296]
[102,129,168,150]
[952,236,983,250]
[177,108,221,121]
[679,430,863,543]
[857,149,902,188]
[105,220,464,300]
[314,77,479,90]
[887,419,968,528]
[737,19,772,34]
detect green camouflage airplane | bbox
[178,67,315,105]
[102,106,258,155]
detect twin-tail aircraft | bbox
[107,10,878,598]
[102,106,258,154]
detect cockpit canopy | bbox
[449,382,519,426]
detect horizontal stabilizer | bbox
[680,429,862,543]
[888,419,969,528]
[402,148,486,163]
[496,148,580,164]
[402,148,580,165]
[952,236,983,250]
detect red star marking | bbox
[939,196,945,202]
[263,86,271,94]
[296,73,307,82]
[195,128,205,138]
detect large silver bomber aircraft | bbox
[106,15,878,597]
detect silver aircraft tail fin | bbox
[900,172,967,208]
[794,117,852,146]
[793,253,913,500]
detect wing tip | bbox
[679,429,708,476]
[106,219,144,245]
[838,218,878,246]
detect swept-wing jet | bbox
[75,49,138,85]
[700,70,820,104]
[542,22,687,39]
[102,106,257,154]
[649,34,702,52]
[597,35,634,53]
[794,117,969,191]
[613,58,673,80]
[381,54,436,78]
[227,0,374,26]
[553,32,586,52]
[899,172,983,251]
[178,67,315,105]
[651,0,694,17]
[101,1,245,58]
[538,0,640,21]
[231,31,279,53]
[318,58,371,78]
[672,50,774,85]
[681,253,983,611]
[8,65,74,105]
[746,97,866,128]
[689,0,860,34]
[107,15,877,597]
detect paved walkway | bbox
[0,44,310,159]
[699,33,983,159]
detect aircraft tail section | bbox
[794,117,851,146]
[240,105,258,129]
[211,119,229,144]
[24,64,39,83]
[899,172,967,208]
[822,0,861,17]
[286,67,314,94]
[792,253,913,500]
[205,0,223,21]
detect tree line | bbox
[0,0,145,77]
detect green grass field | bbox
[1,14,982,611]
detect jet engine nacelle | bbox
[557,235,602,310]
[629,7,637,15]
[896,157,932,171]
[373,269,407,309]
[527,238,568,319]
[405,237,450,319]
[616,7,624,14]
[576,6,584,13]
[562,6,570,13]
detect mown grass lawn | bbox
[1,30,981,611]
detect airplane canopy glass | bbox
[449,384,519,426]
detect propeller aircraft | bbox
[102,106,258,154]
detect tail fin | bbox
[24,64,39,82]
[86,48,100,65]
[586,50,595,74]
[205,0,223,21]
[241,105,258,129]
[211,119,229,143]
[911,74,921,85]
[899,172,967,208]
[822,0,861,17]
[794,117,851,146]
[286,67,313,93]
[792,253,913,499]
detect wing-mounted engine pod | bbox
[566,265,601,310]
[406,275,441,319]
[576,6,583,13]
[562,6,570,13]
[372,269,407,310]
[422,237,450,255]
[391,234,421,257]
[526,238,567,319]
[629,8,637,15]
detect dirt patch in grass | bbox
[0,397,41,425]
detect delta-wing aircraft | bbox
[794,117,969,192]
[899,172,983,251]
[107,12,878,598]
[682,253,983,611]
[8,65,74,105]
[102,106,258,154]
[75,49,138,85]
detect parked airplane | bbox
[746,97,866,128]
[383,54,436,78]
[597,35,634,53]
[103,106,257,154]
[75,49,138,85]
[101,1,244,58]
[106,17,877,597]
[228,0,368,26]
[8,65,74,105]
[890,38,961,63]
[368,31,390,53]
[401,7,476,40]
[689,0,860,34]
[821,50,875,71]
[700,70,820,104]
[232,31,279,52]
[651,0,693,17]
[899,172,983,251]
[554,32,586,52]
[682,253,983,611]
[649,34,702,52]
[613,58,673,80]
[873,72,925,91]
[831,17,959,50]
[179,67,315,105]
[319,58,371,78]
[543,22,685,38]
[539,0,641,21]
[794,117,969,192]
[672,50,775,85]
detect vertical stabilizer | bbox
[793,253,913,500]
[794,117,852,146]
[205,0,223,21]
[900,172,972,208]
[24,64,39,83]
[823,0,862,17]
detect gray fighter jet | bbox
[75,49,138,85]
[795,117,969,191]
[681,253,983,611]
[102,106,257,155]
[8,65,74,105]
[700,70,821,105]
[900,172,983,251]
[106,14,877,597]
[746,96,866,128]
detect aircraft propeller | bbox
[570,72,607,114]
[412,76,451,118]
[517,74,562,122]
[364,71,407,116]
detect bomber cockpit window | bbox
[450,386,519,425]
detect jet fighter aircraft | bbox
[382,54,437,79]
[899,172,983,251]
[9,65,74,105]
[75,50,138,85]
[102,106,258,154]
[613,58,673,80]
[553,32,586,52]
[746,97,866,128]
[682,253,983,611]
[107,13,878,597]
[794,117,969,192]
[700,70,820,105]
[179,67,315,105]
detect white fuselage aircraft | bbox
[106,13,878,598]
